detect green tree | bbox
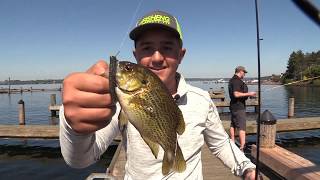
[284,50,304,80]
[282,50,320,84]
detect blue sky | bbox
[0,0,319,80]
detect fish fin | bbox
[118,110,128,132]
[173,143,186,173]
[162,150,174,175]
[141,136,159,159]
[176,111,185,135]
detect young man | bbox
[228,66,257,151]
[60,11,257,179]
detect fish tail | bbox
[173,143,186,173]
[162,150,174,175]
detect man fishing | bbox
[228,66,257,151]
[59,10,258,179]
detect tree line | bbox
[282,50,320,84]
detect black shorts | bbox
[230,109,246,131]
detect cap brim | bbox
[129,23,180,41]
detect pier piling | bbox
[259,110,277,148]
[50,94,57,117]
[288,97,295,118]
[18,99,25,125]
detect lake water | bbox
[0,82,319,179]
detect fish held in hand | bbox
[113,59,186,175]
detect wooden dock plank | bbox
[251,145,320,180]
[0,88,61,94]
[276,117,320,132]
[0,117,319,139]
[49,100,259,111]
[210,94,225,99]
[0,125,59,139]
[214,100,259,107]
[222,117,320,135]
[108,143,126,179]
[108,142,240,179]
[108,143,271,179]
[201,144,240,180]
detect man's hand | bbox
[243,168,263,180]
[244,170,255,180]
[247,91,257,97]
[62,60,116,134]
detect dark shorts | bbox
[230,109,246,131]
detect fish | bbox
[112,58,186,175]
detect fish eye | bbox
[124,63,133,71]
[141,80,148,84]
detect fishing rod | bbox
[254,0,262,179]
[254,1,319,179]
[292,0,320,27]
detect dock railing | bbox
[251,110,320,180]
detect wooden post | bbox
[18,99,25,125]
[260,110,277,148]
[288,97,295,118]
[20,87,23,94]
[220,95,225,102]
[220,87,225,101]
[254,93,259,113]
[8,77,11,94]
[50,94,57,117]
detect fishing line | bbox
[262,75,320,92]
[115,0,144,57]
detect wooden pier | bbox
[250,114,320,180]
[106,141,243,180]
[48,100,259,116]
[2,91,320,179]
[0,125,59,139]
[252,145,320,180]
[0,117,319,179]
[1,117,319,139]
[0,87,61,94]
[47,89,260,116]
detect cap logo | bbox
[139,14,171,26]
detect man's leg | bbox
[239,130,246,151]
[238,109,247,151]
[230,111,236,142]
[230,127,235,142]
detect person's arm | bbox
[59,60,119,168]
[231,80,256,98]
[234,91,256,98]
[203,101,256,178]
[59,105,120,168]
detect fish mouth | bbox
[114,61,140,93]
[109,56,119,102]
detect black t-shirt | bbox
[228,75,248,110]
